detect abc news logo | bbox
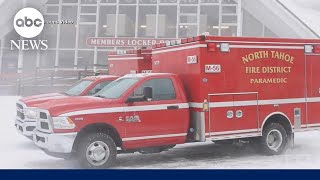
[11,8,48,50]
[16,16,42,28]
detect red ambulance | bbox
[32,36,320,168]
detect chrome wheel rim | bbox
[86,141,110,166]
[267,129,283,151]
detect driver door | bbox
[123,78,187,147]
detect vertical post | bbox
[135,0,139,38]
[114,0,120,52]
[115,0,119,38]
[218,0,222,36]
[93,0,101,73]
[176,0,180,39]
[155,0,159,38]
[36,48,41,71]
[237,0,243,36]
[0,38,4,74]
[74,0,81,71]
[197,0,201,35]
[17,37,24,74]
[54,0,62,72]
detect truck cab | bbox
[15,75,118,138]
[32,73,189,168]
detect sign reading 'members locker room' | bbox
[86,37,175,47]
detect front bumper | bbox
[15,118,37,137]
[33,130,77,154]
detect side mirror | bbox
[126,96,144,103]
[126,87,153,103]
[143,87,153,100]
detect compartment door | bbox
[306,55,320,128]
[209,93,259,136]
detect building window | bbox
[46,6,59,14]
[138,6,157,37]
[79,25,96,49]
[101,0,117,3]
[221,25,237,36]
[97,51,109,66]
[40,50,56,68]
[180,0,198,4]
[119,0,137,4]
[62,0,78,3]
[77,50,94,69]
[59,50,75,68]
[160,0,177,3]
[99,6,117,37]
[47,0,59,4]
[159,6,177,38]
[118,6,136,37]
[60,6,77,48]
[200,5,219,35]
[81,0,98,4]
[80,6,97,14]
[139,0,157,4]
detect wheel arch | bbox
[73,123,123,151]
[261,112,293,135]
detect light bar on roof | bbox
[304,45,314,54]
[220,43,230,52]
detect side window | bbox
[88,81,112,95]
[132,78,176,101]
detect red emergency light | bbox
[305,45,320,54]
[314,45,320,53]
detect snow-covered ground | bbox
[1,96,320,169]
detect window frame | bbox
[130,77,177,102]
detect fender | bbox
[260,111,293,133]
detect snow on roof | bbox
[279,0,320,37]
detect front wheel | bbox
[260,123,288,155]
[77,133,117,169]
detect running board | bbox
[206,132,262,141]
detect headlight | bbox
[52,117,76,130]
[24,108,38,119]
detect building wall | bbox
[0,0,284,74]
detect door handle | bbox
[167,105,179,110]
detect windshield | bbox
[65,80,93,96]
[95,78,139,99]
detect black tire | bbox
[259,123,288,155]
[77,132,117,169]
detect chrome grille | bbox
[16,103,25,120]
[40,112,47,119]
[36,109,53,133]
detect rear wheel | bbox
[260,123,288,155]
[77,133,117,169]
